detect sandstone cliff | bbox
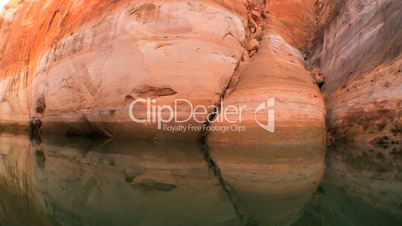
[207,1,327,224]
[0,0,251,139]
[1,0,399,155]
[0,0,400,225]
[208,0,326,147]
[309,0,402,147]
[0,0,328,146]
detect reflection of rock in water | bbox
[0,133,328,226]
[0,134,242,226]
[0,134,54,226]
[209,143,326,226]
[329,144,402,218]
[294,144,402,226]
[6,133,401,226]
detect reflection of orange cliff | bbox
[0,133,325,226]
[0,133,53,226]
[0,134,242,225]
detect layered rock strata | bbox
[207,0,326,148]
[0,0,252,139]
[309,0,402,146]
[206,2,327,224]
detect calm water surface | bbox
[0,133,401,226]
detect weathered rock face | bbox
[207,0,326,147]
[0,0,329,143]
[206,3,327,224]
[266,0,316,51]
[0,0,251,139]
[309,0,402,145]
[0,0,329,147]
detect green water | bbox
[0,133,401,226]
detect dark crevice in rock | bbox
[196,2,267,224]
[197,56,254,225]
[198,0,266,139]
[311,67,326,89]
[198,57,242,141]
[305,0,347,68]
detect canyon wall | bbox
[0,0,251,139]
[207,1,327,224]
[309,0,402,147]
[0,1,398,146]
[207,0,326,180]
[208,0,326,147]
[0,0,327,146]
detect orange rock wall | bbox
[0,0,251,139]
[207,3,326,225]
[208,0,326,147]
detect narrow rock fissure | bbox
[197,57,258,225]
[197,56,257,225]
[197,2,267,224]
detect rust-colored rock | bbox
[0,0,251,139]
[208,0,326,148]
[266,0,317,50]
[207,4,327,225]
[311,67,325,87]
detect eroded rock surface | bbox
[309,0,402,146]
[0,0,251,139]
[207,0,326,149]
[206,2,327,224]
